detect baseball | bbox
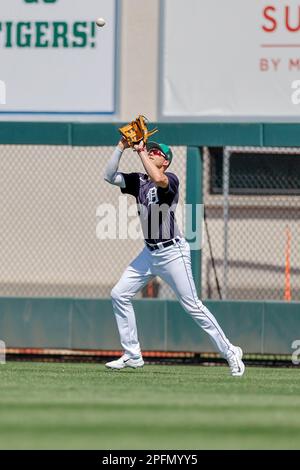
[96,17,106,27]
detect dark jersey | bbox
[120,172,182,243]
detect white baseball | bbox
[96,18,106,27]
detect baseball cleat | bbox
[226,346,245,377]
[105,355,144,370]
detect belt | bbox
[145,237,181,251]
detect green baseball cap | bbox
[146,141,173,165]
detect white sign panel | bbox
[162,0,300,120]
[0,0,117,115]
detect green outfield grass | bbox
[0,362,300,449]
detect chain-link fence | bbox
[0,144,187,299]
[202,146,300,301]
[2,142,298,302]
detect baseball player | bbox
[104,138,245,377]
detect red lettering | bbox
[271,58,281,71]
[259,59,281,72]
[285,6,300,32]
[260,59,269,71]
[289,59,300,71]
[262,6,277,32]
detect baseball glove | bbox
[118,115,158,148]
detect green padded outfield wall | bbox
[0,298,299,355]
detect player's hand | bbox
[117,137,129,151]
[133,141,146,153]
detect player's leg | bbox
[107,247,154,369]
[155,239,245,376]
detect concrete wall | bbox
[119,0,160,121]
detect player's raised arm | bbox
[134,141,169,189]
[103,138,128,188]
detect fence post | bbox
[186,146,203,297]
[223,147,231,300]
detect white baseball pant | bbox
[111,237,233,358]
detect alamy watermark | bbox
[0,340,6,364]
[96,198,204,250]
[291,80,300,105]
[0,80,6,105]
[291,340,300,365]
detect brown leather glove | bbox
[118,115,158,148]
